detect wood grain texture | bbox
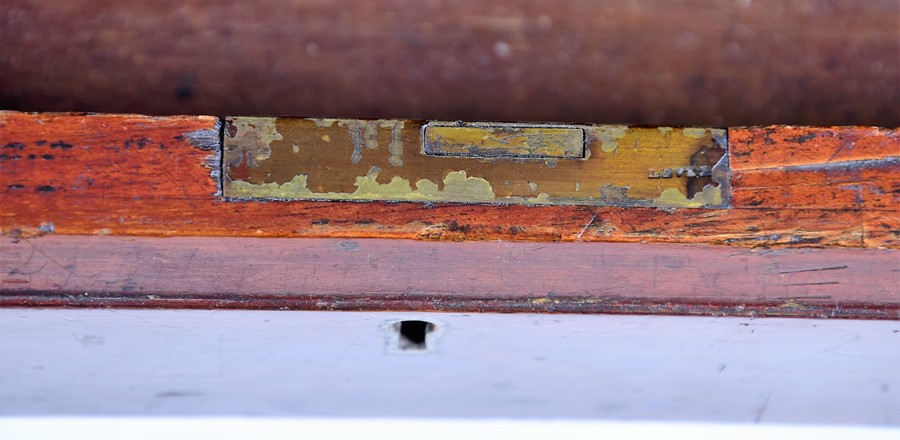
[2,112,897,248]
[729,126,899,170]
[728,127,900,211]
[1,1,898,127]
[731,160,898,210]
[1,236,897,319]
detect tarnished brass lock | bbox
[222,117,729,208]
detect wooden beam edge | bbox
[2,236,897,318]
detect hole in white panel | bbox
[393,320,436,351]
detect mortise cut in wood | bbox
[222,117,731,208]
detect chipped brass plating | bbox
[423,122,585,158]
[223,117,730,208]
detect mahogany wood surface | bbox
[1,1,897,127]
[1,236,897,319]
[729,126,899,211]
[1,112,897,248]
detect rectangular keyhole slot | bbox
[396,320,436,351]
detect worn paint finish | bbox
[222,117,730,208]
[423,122,584,158]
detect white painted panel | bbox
[2,418,900,440]
[0,309,897,425]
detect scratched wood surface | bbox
[729,127,900,212]
[1,1,897,128]
[1,112,897,248]
[1,236,897,319]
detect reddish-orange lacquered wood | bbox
[730,160,898,210]
[1,112,897,248]
[728,126,898,170]
[728,126,899,212]
[2,236,897,319]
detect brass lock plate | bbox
[423,122,585,159]
[222,117,730,208]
